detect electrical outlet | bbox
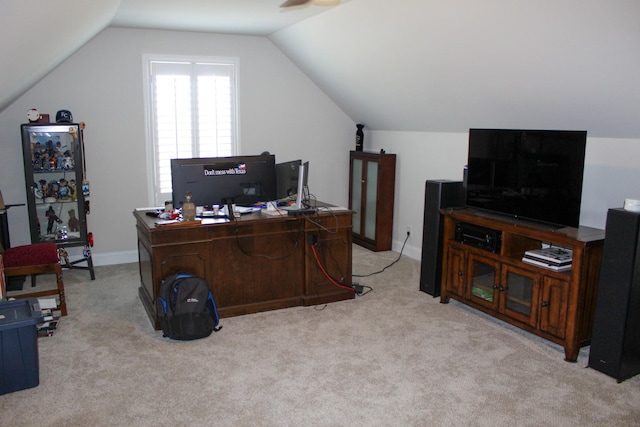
[307,233,318,245]
[406,225,412,236]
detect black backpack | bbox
[157,272,222,340]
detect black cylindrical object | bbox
[355,124,364,151]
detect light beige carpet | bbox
[1,245,639,426]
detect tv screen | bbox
[465,129,587,228]
[171,153,277,208]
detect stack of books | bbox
[37,308,62,337]
[522,246,573,271]
[37,297,62,337]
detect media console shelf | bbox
[439,208,605,362]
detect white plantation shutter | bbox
[147,58,237,205]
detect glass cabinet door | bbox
[350,156,378,241]
[500,264,539,327]
[21,124,87,244]
[363,160,378,240]
[351,158,363,235]
[468,254,500,309]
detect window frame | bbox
[142,54,240,207]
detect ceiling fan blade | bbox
[280,0,311,7]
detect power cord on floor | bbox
[353,230,410,279]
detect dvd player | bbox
[455,222,502,253]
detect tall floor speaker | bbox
[588,208,640,382]
[419,180,464,297]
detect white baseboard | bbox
[90,250,138,266]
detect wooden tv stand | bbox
[439,208,605,362]
[134,206,355,330]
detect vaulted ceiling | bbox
[2,0,639,138]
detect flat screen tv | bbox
[465,129,587,228]
[171,153,277,208]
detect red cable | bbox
[311,244,355,292]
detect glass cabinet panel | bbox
[505,272,533,315]
[364,160,378,240]
[351,158,363,235]
[468,254,499,309]
[501,265,539,327]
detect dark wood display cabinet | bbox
[439,208,605,362]
[349,151,396,251]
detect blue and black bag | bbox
[157,272,222,340]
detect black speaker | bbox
[588,208,640,382]
[419,180,464,297]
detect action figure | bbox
[46,206,62,235]
[67,209,79,232]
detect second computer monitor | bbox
[276,159,301,199]
[292,161,310,209]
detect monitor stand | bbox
[281,163,315,216]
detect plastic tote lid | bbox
[0,299,43,330]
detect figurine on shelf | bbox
[58,247,71,267]
[39,179,48,199]
[32,151,42,171]
[68,179,76,200]
[33,141,43,156]
[58,178,70,199]
[63,150,74,169]
[48,180,59,199]
[45,139,55,155]
[55,152,65,170]
[32,182,42,200]
[42,152,51,170]
[67,209,79,232]
[46,206,62,235]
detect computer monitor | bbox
[287,161,310,211]
[171,153,277,208]
[276,159,301,199]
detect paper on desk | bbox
[201,218,229,225]
[154,219,181,226]
[317,206,350,212]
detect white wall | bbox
[2,26,639,267]
[368,130,640,259]
[0,27,355,265]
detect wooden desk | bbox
[134,207,355,329]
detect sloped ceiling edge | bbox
[0,0,122,115]
[270,0,640,138]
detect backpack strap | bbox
[206,291,222,332]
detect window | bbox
[143,55,238,206]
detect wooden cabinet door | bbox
[539,276,569,339]
[500,264,540,328]
[467,253,500,310]
[443,246,466,298]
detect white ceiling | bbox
[2,0,639,138]
[0,0,344,115]
[111,0,348,35]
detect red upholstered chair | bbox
[1,243,67,316]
